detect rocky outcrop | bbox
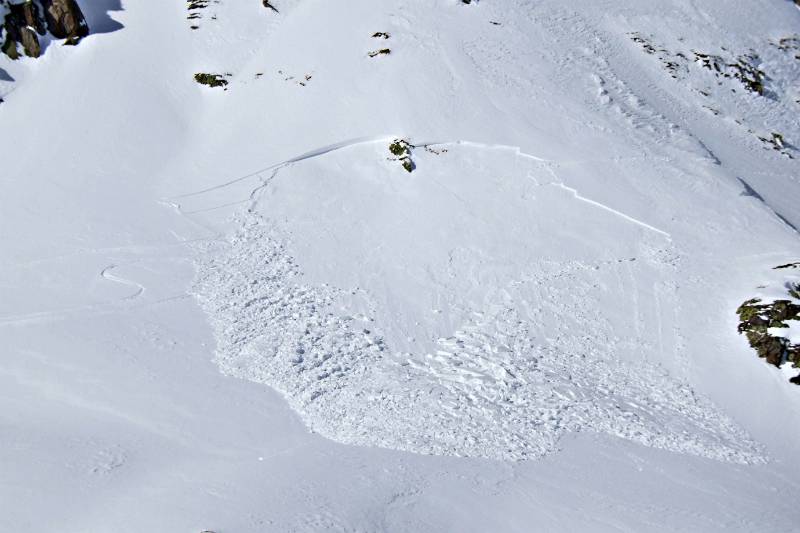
[388,139,415,172]
[19,25,39,56]
[194,72,229,88]
[737,279,800,384]
[3,1,45,58]
[41,0,88,41]
[1,0,88,60]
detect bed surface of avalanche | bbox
[194,142,764,463]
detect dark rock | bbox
[388,140,416,173]
[18,1,47,35]
[4,1,47,36]
[2,7,22,60]
[787,345,800,367]
[19,26,41,58]
[3,3,46,58]
[4,7,22,43]
[2,36,19,60]
[737,278,800,383]
[194,73,229,88]
[41,0,89,41]
[771,300,800,322]
[2,0,88,60]
[758,336,786,367]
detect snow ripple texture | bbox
[194,215,764,463]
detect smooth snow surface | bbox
[3,0,800,531]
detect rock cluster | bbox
[194,72,229,89]
[737,295,800,384]
[2,0,88,59]
[388,139,415,172]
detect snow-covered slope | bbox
[2,1,800,532]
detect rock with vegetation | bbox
[389,139,415,172]
[194,72,229,88]
[629,33,766,94]
[629,32,796,158]
[736,272,800,384]
[186,0,208,29]
[693,51,765,95]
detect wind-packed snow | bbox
[3,0,800,532]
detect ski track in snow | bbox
[0,264,148,326]
[187,140,765,464]
[100,264,146,301]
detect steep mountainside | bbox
[1,1,800,532]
